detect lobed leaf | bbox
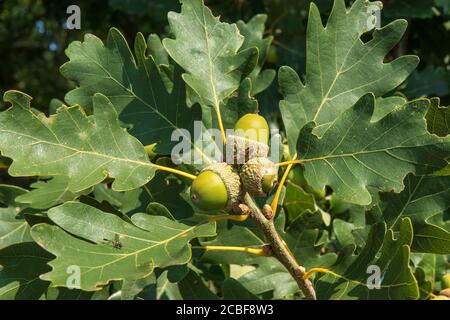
[0,91,157,192]
[31,202,216,291]
[315,219,419,300]
[61,28,202,156]
[370,174,450,254]
[298,94,449,205]
[0,184,32,250]
[279,0,419,154]
[163,0,257,112]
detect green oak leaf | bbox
[372,96,407,122]
[237,260,299,299]
[236,14,276,95]
[215,78,259,130]
[384,0,435,19]
[92,183,142,214]
[277,212,337,270]
[298,94,449,205]
[200,220,266,266]
[0,184,32,250]
[147,34,174,91]
[315,219,419,300]
[412,253,449,293]
[405,65,450,98]
[141,170,194,220]
[426,98,450,137]
[15,176,91,209]
[30,202,216,291]
[45,286,110,300]
[279,0,419,154]
[414,267,433,300]
[120,274,156,300]
[370,174,450,254]
[163,0,257,118]
[177,269,218,300]
[0,91,158,192]
[155,270,183,300]
[61,28,202,156]
[222,278,260,300]
[283,181,316,222]
[333,219,367,249]
[0,242,52,299]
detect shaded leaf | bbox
[121,274,156,300]
[405,65,450,98]
[92,183,142,214]
[426,98,450,137]
[141,170,194,220]
[177,269,218,300]
[283,181,316,222]
[0,184,32,250]
[236,14,275,95]
[0,242,52,299]
[16,176,90,209]
[370,174,450,254]
[384,0,435,19]
[222,278,259,300]
[315,219,419,300]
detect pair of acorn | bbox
[190,113,278,211]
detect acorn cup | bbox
[225,113,270,165]
[190,163,241,211]
[240,157,278,197]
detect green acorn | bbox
[240,157,278,197]
[442,273,450,289]
[234,113,270,145]
[228,113,270,163]
[190,163,241,211]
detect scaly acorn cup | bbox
[227,113,270,164]
[190,163,241,211]
[240,157,278,197]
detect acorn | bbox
[234,113,270,145]
[240,157,278,197]
[228,113,270,164]
[190,163,241,211]
[440,288,450,298]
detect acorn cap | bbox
[202,163,242,210]
[240,157,278,197]
[226,134,269,165]
[440,288,450,298]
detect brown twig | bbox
[243,193,316,300]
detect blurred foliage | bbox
[1,0,450,112]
